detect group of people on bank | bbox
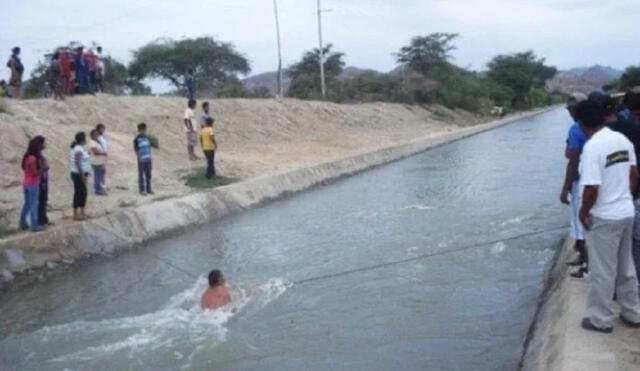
[47,45,106,99]
[18,99,218,232]
[19,124,113,230]
[2,45,106,100]
[560,88,640,332]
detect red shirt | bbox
[84,53,98,72]
[60,55,72,74]
[22,155,40,187]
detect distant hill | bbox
[546,65,623,94]
[242,71,292,96]
[242,66,380,95]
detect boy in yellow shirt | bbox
[200,117,217,179]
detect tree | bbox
[101,56,151,95]
[395,33,459,77]
[128,37,250,97]
[336,72,403,103]
[620,66,640,91]
[287,44,345,100]
[487,51,556,108]
[23,63,48,99]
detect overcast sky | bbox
[2,0,639,92]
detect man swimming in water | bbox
[201,269,232,310]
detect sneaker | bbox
[619,315,640,328]
[567,259,584,266]
[570,267,588,278]
[581,318,613,333]
[147,191,155,195]
[140,191,147,196]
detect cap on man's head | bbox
[566,92,588,108]
[11,47,20,54]
[588,91,615,114]
[588,90,606,103]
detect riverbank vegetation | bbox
[23,33,571,113]
[286,33,564,113]
[180,169,238,189]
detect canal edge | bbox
[0,106,557,285]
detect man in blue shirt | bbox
[133,123,153,195]
[560,93,589,277]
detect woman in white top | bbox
[69,132,92,221]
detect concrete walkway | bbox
[559,277,640,370]
[522,239,640,371]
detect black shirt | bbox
[609,116,640,166]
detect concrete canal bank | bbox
[0,107,552,280]
[521,238,640,371]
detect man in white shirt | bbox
[184,99,199,161]
[577,100,640,333]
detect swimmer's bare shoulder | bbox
[201,269,232,310]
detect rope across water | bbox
[144,225,569,286]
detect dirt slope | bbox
[0,95,481,229]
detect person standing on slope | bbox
[184,99,200,161]
[560,92,589,278]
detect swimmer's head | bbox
[208,269,225,287]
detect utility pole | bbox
[273,0,283,98]
[316,0,326,98]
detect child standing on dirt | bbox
[133,123,153,195]
[69,132,91,221]
[200,117,217,179]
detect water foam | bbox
[39,277,288,367]
[491,242,507,254]
[401,204,435,211]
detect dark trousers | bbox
[38,183,49,225]
[138,160,152,193]
[71,172,87,208]
[89,71,96,93]
[204,150,216,179]
[92,165,106,194]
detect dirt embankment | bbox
[0,95,481,230]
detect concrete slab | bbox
[522,239,640,371]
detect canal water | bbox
[0,108,570,371]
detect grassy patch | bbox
[180,169,238,189]
[0,226,19,239]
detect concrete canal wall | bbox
[521,238,640,371]
[0,107,553,281]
